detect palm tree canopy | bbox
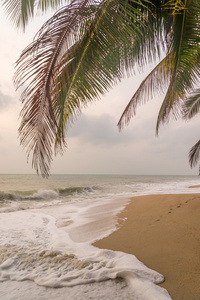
[118,0,200,132]
[3,0,200,176]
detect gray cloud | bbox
[65,111,200,175]
[67,113,148,146]
[0,90,14,111]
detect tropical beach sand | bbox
[94,193,200,300]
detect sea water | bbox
[0,174,200,300]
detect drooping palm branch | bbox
[183,88,200,120]
[188,140,200,175]
[156,0,200,132]
[4,0,200,176]
[117,54,172,130]
[182,88,200,170]
[118,0,200,134]
[14,0,159,176]
[117,0,200,174]
[157,0,200,172]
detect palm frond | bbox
[55,0,158,142]
[117,54,171,130]
[2,0,35,28]
[189,140,200,173]
[2,0,66,29]
[156,0,200,132]
[117,0,173,130]
[183,88,200,119]
[16,0,94,176]
[15,0,155,176]
[37,0,66,11]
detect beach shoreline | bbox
[94,193,200,300]
[1,174,200,300]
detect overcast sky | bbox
[0,5,199,176]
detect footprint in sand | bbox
[167,208,173,214]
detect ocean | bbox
[0,174,200,300]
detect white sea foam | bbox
[27,189,59,200]
[0,196,172,299]
[1,174,200,299]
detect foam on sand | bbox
[0,196,172,299]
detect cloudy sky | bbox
[0,5,199,176]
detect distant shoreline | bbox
[94,193,200,300]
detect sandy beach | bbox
[94,193,200,300]
[1,174,200,300]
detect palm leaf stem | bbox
[118,54,171,130]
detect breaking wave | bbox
[0,186,96,202]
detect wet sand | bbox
[94,193,200,300]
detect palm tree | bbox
[183,89,200,174]
[2,0,200,176]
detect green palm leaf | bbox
[117,1,174,130]
[183,88,200,173]
[156,0,200,133]
[189,140,200,172]
[117,54,171,130]
[49,0,170,147]
[55,0,157,143]
[12,0,200,176]
[183,88,200,119]
[2,0,66,28]
[16,1,95,176]
[15,0,154,176]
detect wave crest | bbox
[0,185,96,203]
